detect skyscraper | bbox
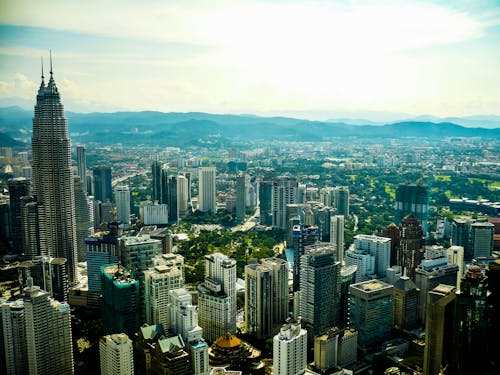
[93,166,112,203]
[76,145,86,184]
[330,215,345,265]
[299,244,341,336]
[470,222,494,259]
[7,177,31,254]
[259,180,273,226]
[177,174,189,217]
[198,167,216,213]
[392,271,419,330]
[74,176,93,262]
[0,298,27,375]
[349,280,393,347]
[423,284,456,375]
[99,333,134,375]
[260,257,289,327]
[272,177,298,230]
[395,182,428,234]
[151,160,162,203]
[397,214,424,280]
[114,185,131,225]
[245,262,273,339]
[31,64,78,283]
[236,172,246,222]
[198,253,237,342]
[291,224,319,292]
[451,217,473,260]
[333,186,349,217]
[23,277,74,374]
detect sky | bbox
[1,0,500,120]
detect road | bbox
[231,207,260,232]
[112,169,148,187]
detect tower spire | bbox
[49,50,53,77]
[41,56,44,80]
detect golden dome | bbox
[215,333,241,348]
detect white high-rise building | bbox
[168,288,209,375]
[142,202,168,225]
[32,62,78,283]
[346,234,391,282]
[74,176,93,262]
[273,320,307,375]
[198,253,237,342]
[144,263,184,329]
[330,215,345,264]
[23,278,74,374]
[272,177,298,230]
[76,145,86,183]
[1,298,27,375]
[198,167,216,213]
[114,185,131,225]
[447,245,464,290]
[99,333,134,375]
[260,258,289,326]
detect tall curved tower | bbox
[32,60,78,283]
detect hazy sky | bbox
[1,0,499,119]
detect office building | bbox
[166,175,179,223]
[260,257,289,326]
[7,177,31,254]
[451,217,474,260]
[177,174,189,217]
[339,265,357,328]
[382,223,400,267]
[101,265,140,337]
[470,222,494,259]
[272,177,298,230]
[259,180,273,226]
[31,67,79,283]
[354,234,390,277]
[76,145,86,184]
[120,235,163,280]
[397,214,424,280]
[93,166,112,203]
[415,249,458,324]
[23,277,74,374]
[151,160,162,203]
[99,333,134,375]
[235,172,246,221]
[423,284,456,375]
[299,244,341,336]
[198,167,216,213]
[291,224,319,292]
[330,215,345,264]
[245,262,273,339]
[142,202,169,225]
[144,261,184,328]
[20,197,47,260]
[114,185,131,225]
[0,298,27,375]
[333,186,349,217]
[198,253,237,342]
[314,327,358,371]
[273,320,307,375]
[74,176,93,262]
[395,182,428,234]
[349,280,393,347]
[392,271,419,330]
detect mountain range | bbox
[1,106,499,148]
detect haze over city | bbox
[1,0,500,121]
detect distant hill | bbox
[1,106,499,147]
[0,131,25,148]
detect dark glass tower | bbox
[31,62,78,283]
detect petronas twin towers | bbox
[31,60,78,283]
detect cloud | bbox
[0,73,37,98]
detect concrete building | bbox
[349,280,393,347]
[92,166,112,203]
[330,215,345,264]
[236,172,246,222]
[114,185,131,225]
[354,234,391,278]
[446,245,464,290]
[394,183,428,234]
[272,177,298,230]
[451,217,473,260]
[73,176,93,262]
[291,224,319,292]
[99,333,134,375]
[392,271,419,330]
[273,320,307,375]
[198,253,237,342]
[76,145,86,185]
[7,177,31,254]
[258,180,273,226]
[397,214,424,280]
[0,298,27,375]
[245,262,273,339]
[333,186,349,217]
[314,327,358,372]
[198,167,216,213]
[260,257,289,327]
[23,278,74,374]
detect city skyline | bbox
[1,0,500,120]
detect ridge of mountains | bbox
[1,106,499,148]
